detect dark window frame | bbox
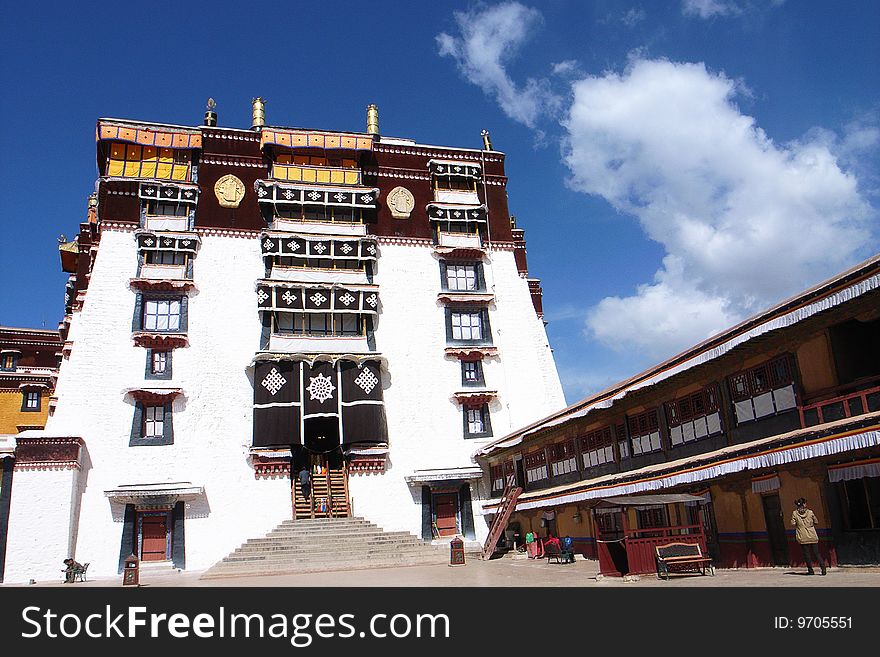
[129,401,174,447]
[463,403,493,439]
[145,349,173,380]
[21,390,41,412]
[461,360,485,387]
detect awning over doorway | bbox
[405,466,483,484]
[104,482,204,505]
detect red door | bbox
[434,494,459,537]
[140,514,168,561]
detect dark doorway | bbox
[761,494,790,566]
[514,457,525,489]
[433,493,459,537]
[138,512,169,562]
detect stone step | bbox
[201,516,444,580]
[220,546,445,563]
[203,558,447,579]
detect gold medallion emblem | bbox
[214,174,246,208]
[387,186,415,219]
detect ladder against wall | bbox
[481,485,522,560]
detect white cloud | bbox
[436,5,875,363]
[564,59,873,357]
[622,7,647,26]
[682,0,742,18]
[436,2,561,128]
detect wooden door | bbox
[761,494,790,566]
[140,514,168,561]
[434,493,459,537]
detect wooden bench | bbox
[545,541,575,564]
[655,543,714,579]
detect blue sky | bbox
[1,1,877,404]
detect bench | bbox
[545,541,575,564]
[75,562,90,582]
[655,543,714,579]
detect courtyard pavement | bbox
[6,555,880,588]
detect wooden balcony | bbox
[800,383,880,428]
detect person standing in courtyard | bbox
[791,497,826,575]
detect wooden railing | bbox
[622,524,706,575]
[800,384,880,428]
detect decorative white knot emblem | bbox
[288,241,299,251]
[144,187,156,196]
[365,294,378,308]
[257,289,269,304]
[257,187,267,197]
[366,244,376,255]
[263,239,274,250]
[340,243,353,255]
[361,194,373,204]
[307,373,336,404]
[163,238,173,246]
[308,191,321,201]
[312,243,327,254]
[282,291,296,305]
[283,189,294,200]
[354,368,379,394]
[143,238,155,246]
[164,188,175,197]
[334,192,346,202]
[261,368,287,396]
[183,190,194,198]
[310,292,327,306]
[338,292,355,306]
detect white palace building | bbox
[0,100,565,582]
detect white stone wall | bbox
[11,228,563,580]
[4,467,82,583]
[349,243,565,541]
[42,229,290,579]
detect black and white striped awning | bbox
[255,181,379,209]
[427,159,482,179]
[139,182,199,204]
[426,203,487,222]
[136,232,200,253]
[257,283,379,314]
[260,234,377,260]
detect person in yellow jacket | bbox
[790,498,826,575]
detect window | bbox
[490,465,505,493]
[579,426,615,468]
[130,402,173,446]
[152,351,167,373]
[637,505,668,532]
[275,256,361,271]
[461,360,484,386]
[464,404,493,439]
[615,423,629,460]
[447,308,491,345]
[523,450,548,483]
[441,261,485,292]
[22,390,41,412]
[145,350,172,380]
[106,142,191,180]
[666,384,723,447]
[275,312,363,337]
[627,408,662,455]
[0,354,16,370]
[728,355,798,424]
[146,201,188,217]
[434,177,477,192]
[145,251,187,265]
[143,299,181,331]
[143,406,164,438]
[549,441,578,476]
[275,205,363,224]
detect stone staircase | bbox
[200,517,448,579]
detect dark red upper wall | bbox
[94,123,513,240]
